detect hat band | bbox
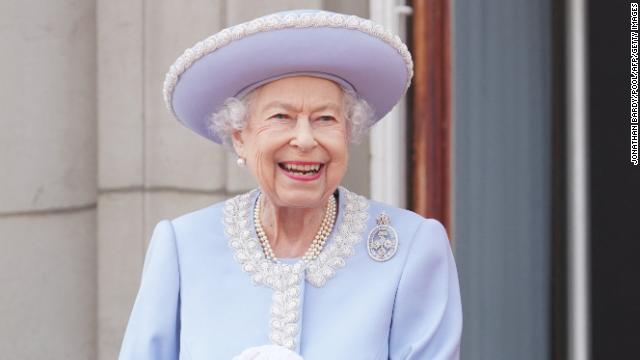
[234,71,357,98]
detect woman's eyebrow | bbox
[261,101,341,113]
[311,104,341,113]
[261,101,297,112]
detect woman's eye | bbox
[270,113,289,120]
[317,115,336,122]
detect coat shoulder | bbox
[365,197,435,230]
[171,198,227,231]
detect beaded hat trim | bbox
[163,10,414,118]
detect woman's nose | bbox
[289,117,318,151]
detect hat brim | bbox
[169,17,412,144]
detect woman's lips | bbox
[278,161,324,182]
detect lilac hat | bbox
[163,9,413,144]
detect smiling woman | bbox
[119,9,462,360]
[228,77,352,259]
[232,77,349,208]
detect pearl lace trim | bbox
[223,186,369,350]
[163,11,413,116]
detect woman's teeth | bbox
[280,163,322,174]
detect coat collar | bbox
[223,186,369,288]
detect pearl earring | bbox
[236,157,246,167]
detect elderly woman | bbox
[120,9,462,360]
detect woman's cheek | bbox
[317,126,347,146]
[250,151,275,190]
[327,147,349,178]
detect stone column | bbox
[96,2,144,357]
[0,0,97,358]
[97,0,226,358]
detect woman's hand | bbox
[232,345,303,360]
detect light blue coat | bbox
[119,187,462,359]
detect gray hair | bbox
[208,86,375,150]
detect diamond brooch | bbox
[367,211,398,261]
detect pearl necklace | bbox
[253,193,337,262]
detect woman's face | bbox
[232,76,349,209]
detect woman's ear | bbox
[231,130,244,157]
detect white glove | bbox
[231,345,304,360]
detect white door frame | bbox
[368,0,413,208]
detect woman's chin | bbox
[273,187,332,209]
